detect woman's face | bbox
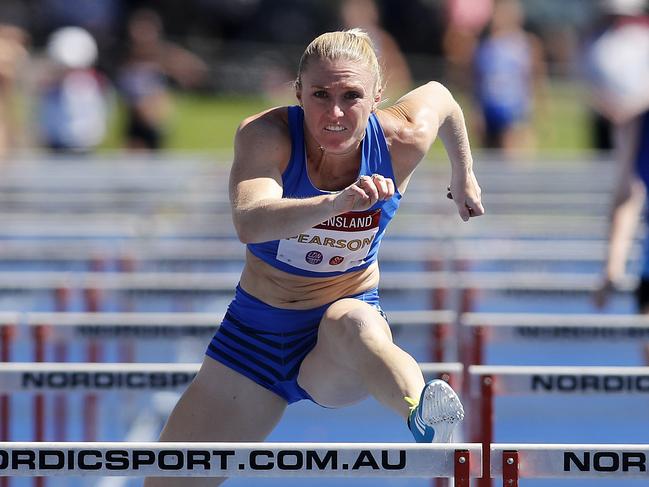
[297,57,379,155]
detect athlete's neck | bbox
[305,135,362,191]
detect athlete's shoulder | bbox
[374,98,427,150]
[235,106,292,162]
[237,106,290,140]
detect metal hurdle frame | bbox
[469,365,649,487]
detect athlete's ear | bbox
[372,88,382,112]
[295,80,303,106]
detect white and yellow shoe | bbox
[406,379,464,443]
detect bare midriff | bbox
[239,250,380,309]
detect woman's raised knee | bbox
[320,300,390,347]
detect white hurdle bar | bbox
[0,310,459,449]
[0,442,484,480]
[462,312,649,338]
[0,362,463,393]
[469,365,649,487]
[6,441,649,482]
[0,213,614,239]
[0,238,636,264]
[0,269,634,292]
[460,313,649,374]
[491,444,649,485]
[0,309,456,362]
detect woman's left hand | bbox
[447,169,484,222]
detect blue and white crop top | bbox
[247,105,402,278]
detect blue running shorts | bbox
[206,284,384,404]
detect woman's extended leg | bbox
[144,356,287,487]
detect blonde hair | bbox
[295,29,383,95]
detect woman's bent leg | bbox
[298,298,424,419]
[144,356,287,487]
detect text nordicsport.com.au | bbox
[0,448,407,473]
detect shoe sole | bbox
[420,380,465,443]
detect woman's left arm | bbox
[381,81,484,221]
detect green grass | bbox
[531,81,592,151]
[101,94,271,153]
[102,81,592,155]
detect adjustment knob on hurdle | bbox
[502,451,519,487]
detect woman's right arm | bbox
[229,110,390,244]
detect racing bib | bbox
[276,209,381,272]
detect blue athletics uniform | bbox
[206,106,402,403]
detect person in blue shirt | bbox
[473,0,546,154]
[145,28,484,487]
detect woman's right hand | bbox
[333,174,395,213]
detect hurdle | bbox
[0,362,466,487]
[0,214,612,240]
[0,441,483,482]
[0,308,455,354]
[0,361,463,448]
[469,365,649,487]
[0,270,637,362]
[0,269,608,293]
[0,309,459,481]
[0,271,454,322]
[0,361,462,393]
[461,312,649,372]
[491,444,649,485]
[1,238,634,265]
[0,189,618,214]
[454,276,637,370]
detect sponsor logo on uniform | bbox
[305,251,323,265]
[277,208,382,272]
[315,209,381,232]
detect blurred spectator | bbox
[32,0,121,46]
[583,0,649,149]
[339,0,412,100]
[0,23,29,159]
[585,0,649,125]
[472,0,547,155]
[590,0,649,312]
[36,26,111,153]
[442,0,493,93]
[116,8,208,151]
